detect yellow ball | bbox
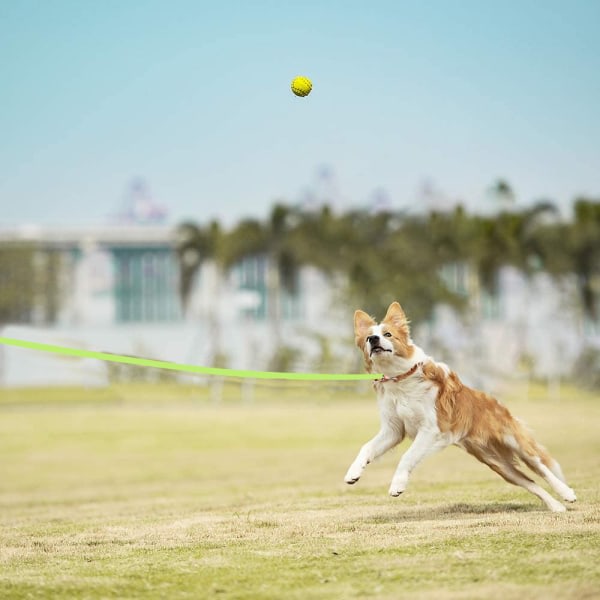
[291,76,312,97]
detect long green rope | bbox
[0,336,379,381]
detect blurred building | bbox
[0,224,597,387]
[0,224,338,386]
[0,225,181,326]
[425,263,594,391]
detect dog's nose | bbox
[367,335,379,346]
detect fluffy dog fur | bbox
[344,301,576,512]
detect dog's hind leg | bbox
[545,456,567,484]
[519,453,576,503]
[508,430,576,503]
[482,451,567,512]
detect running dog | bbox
[344,301,576,512]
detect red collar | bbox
[373,361,423,386]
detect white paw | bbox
[344,464,364,485]
[549,500,567,513]
[554,480,577,503]
[388,477,408,497]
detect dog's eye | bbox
[384,332,392,338]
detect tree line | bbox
[1,197,598,333]
[176,197,600,326]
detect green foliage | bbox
[531,199,600,319]
[267,343,302,372]
[106,353,181,383]
[0,243,35,323]
[211,350,229,369]
[176,196,600,326]
[0,243,63,325]
[572,346,600,390]
[175,220,224,309]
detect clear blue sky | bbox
[1,0,599,226]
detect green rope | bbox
[0,336,379,381]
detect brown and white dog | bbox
[344,301,576,512]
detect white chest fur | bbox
[377,378,440,440]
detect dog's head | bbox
[354,302,415,373]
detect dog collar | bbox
[373,361,424,386]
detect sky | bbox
[1,0,599,227]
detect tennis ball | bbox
[291,76,312,97]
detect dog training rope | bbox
[0,337,381,381]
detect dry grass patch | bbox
[0,381,599,599]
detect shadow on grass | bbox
[443,502,537,514]
[364,502,538,524]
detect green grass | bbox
[1,381,599,599]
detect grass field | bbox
[1,380,599,599]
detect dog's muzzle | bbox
[367,335,391,357]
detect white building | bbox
[0,224,343,386]
[0,224,596,387]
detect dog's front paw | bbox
[388,476,408,497]
[344,464,364,485]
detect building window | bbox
[114,248,181,322]
[231,255,301,321]
[233,255,267,320]
[439,262,470,297]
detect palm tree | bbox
[176,198,600,370]
[489,179,516,211]
[570,199,600,321]
[176,221,211,312]
[525,198,600,323]
[175,220,227,365]
[226,204,303,348]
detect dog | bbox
[344,301,576,512]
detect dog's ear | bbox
[383,302,410,334]
[354,309,375,347]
